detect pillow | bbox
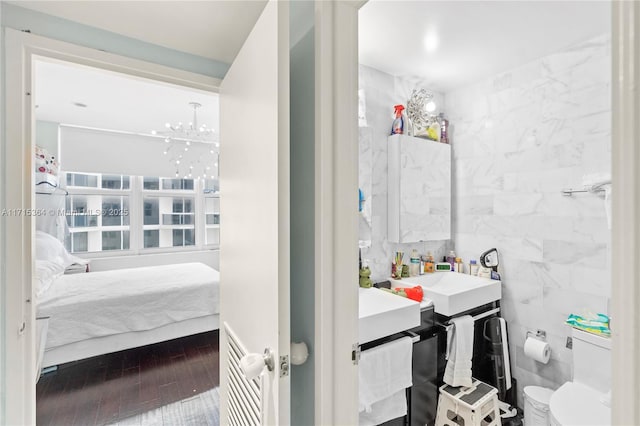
[35,231,75,268]
[34,259,65,297]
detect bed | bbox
[37,262,220,368]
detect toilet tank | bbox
[572,328,611,392]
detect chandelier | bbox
[151,102,219,179]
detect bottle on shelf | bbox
[439,113,449,144]
[390,104,405,135]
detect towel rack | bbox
[447,307,500,325]
[442,307,501,332]
[561,188,607,196]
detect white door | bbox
[218,1,290,425]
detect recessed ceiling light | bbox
[424,33,439,53]
[73,102,88,108]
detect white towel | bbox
[582,173,612,230]
[358,389,407,426]
[358,336,413,423]
[443,315,474,388]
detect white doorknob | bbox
[290,342,309,365]
[240,348,274,380]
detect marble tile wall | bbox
[359,65,450,281]
[446,34,611,407]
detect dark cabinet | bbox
[408,332,438,426]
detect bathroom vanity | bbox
[359,273,506,425]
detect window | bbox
[142,177,197,249]
[143,230,159,248]
[102,230,130,251]
[65,173,131,254]
[162,178,194,191]
[143,177,160,190]
[66,173,98,188]
[204,196,220,246]
[101,175,130,190]
[64,173,218,255]
[71,232,88,253]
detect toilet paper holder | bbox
[526,329,547,341]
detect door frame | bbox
[324,0,640,424]
[611,2,640,424]
[314,1,366,424]
[2,28,221,425]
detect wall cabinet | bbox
[387,134,451,243]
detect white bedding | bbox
[37,262,220,349]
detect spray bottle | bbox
[390,104,405,135]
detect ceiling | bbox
[29,0,610,134]
[9,0,267,64]
[359,0,610,92]
[35,59,218,137]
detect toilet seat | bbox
[549,382,610,426]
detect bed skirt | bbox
[42,314,220,368]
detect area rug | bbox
[108,387,220,426]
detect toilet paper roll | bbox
[524,337,551,364]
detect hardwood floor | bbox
[36,330,220,426]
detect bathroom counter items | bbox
[359,287,421,344]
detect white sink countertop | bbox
[359,287,421,344]
[390,272,501,316]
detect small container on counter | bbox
[445,250,456,270]
[455,257,464,273]
[425,251,435,273]
[401,264,410,278]
[478,267,492,279]
[469,259,479,276]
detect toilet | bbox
[549,328,611,426]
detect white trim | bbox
[0,7,4,422]
[314,1,361,424]
[4,28,36,426]
[3,28,220,426]
[611,2,640,424]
